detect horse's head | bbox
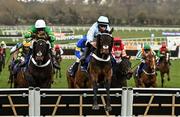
[145,52,156,72]
[55,49,62,61]
[32,39,50,65]
[163,52,170,63]
[96,33,113,58]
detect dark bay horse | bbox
[158,52,170,87]
[134,52,157,87]
[27,39,54,88]
[88,32,113,111]
[54,49,62,78]
[111,57,133,88]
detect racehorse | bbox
[134,52,157,87]
[158,52,170,87]
[54,48,62,78]
[74,62,91,88]
[27,39,54,88]
[111,57,133,88]
[88,32,113,111]
[0,52,3,73]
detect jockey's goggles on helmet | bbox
[114,42,120,46]
[98,24,107,28]
[37,28,45,31]
[144,49,150,52]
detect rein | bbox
[30,56,51,67]
[142,69,156,75]
[92,53,111,62]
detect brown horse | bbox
[54,49,62,79]
[88,32,113,111]
[74,62,91,88]
[66,62,90,88]
[14,67,28,88]
[27,39,54,88]
[134,52,157,87]
[158,52,170,87]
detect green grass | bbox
[1,50,180,88]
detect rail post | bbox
[28,87,34,116]
[34,87,40,116]
[121,87,127,117]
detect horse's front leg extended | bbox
[92,80,99,110]
[104,79,112,111]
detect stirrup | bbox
[80,66,87,72]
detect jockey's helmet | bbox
[97,16,109,26]
[1,41,5,45]
[144,44,151,51]
[35,19,46,29]
[55,44,60,50]
[23,41,31,47]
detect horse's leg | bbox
[161,73,164,87]
[167,71,170,81]
[104,79,112,111]
[59,69,61,78]
[92,80,99,110]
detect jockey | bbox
[135,43,156,77]
[23,19,60,69]
[11,41,31,76]
[111,37,127,64]
[80,16,111,71]
[69,35,87,77]
[54,44,64,55]
[0,44,4,55]
[0,41,6,56]
[157,42,171,65]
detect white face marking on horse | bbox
[37,51,42,56]
[103,45,109,49]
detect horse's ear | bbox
[109,28,114,34]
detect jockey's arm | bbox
[136,50,142,60]
[86,23,97,45]
[24,26,36,38]
[60,48,64,55]
[75,47,81,59]
[45,27,56,48]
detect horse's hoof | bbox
[92,104,99,110]
[168,78,170,81]
[105,105,112,111]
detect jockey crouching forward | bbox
[80,16,111,71]
[135,44,157,78]
[69,35,87,77]
[10,41,31,76]
[156,42,171,66]
[24,19,60,69]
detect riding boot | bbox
[80,42,92,71]
[69,62,79,77]
[136,62,144,78]
[50,49,60,70]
